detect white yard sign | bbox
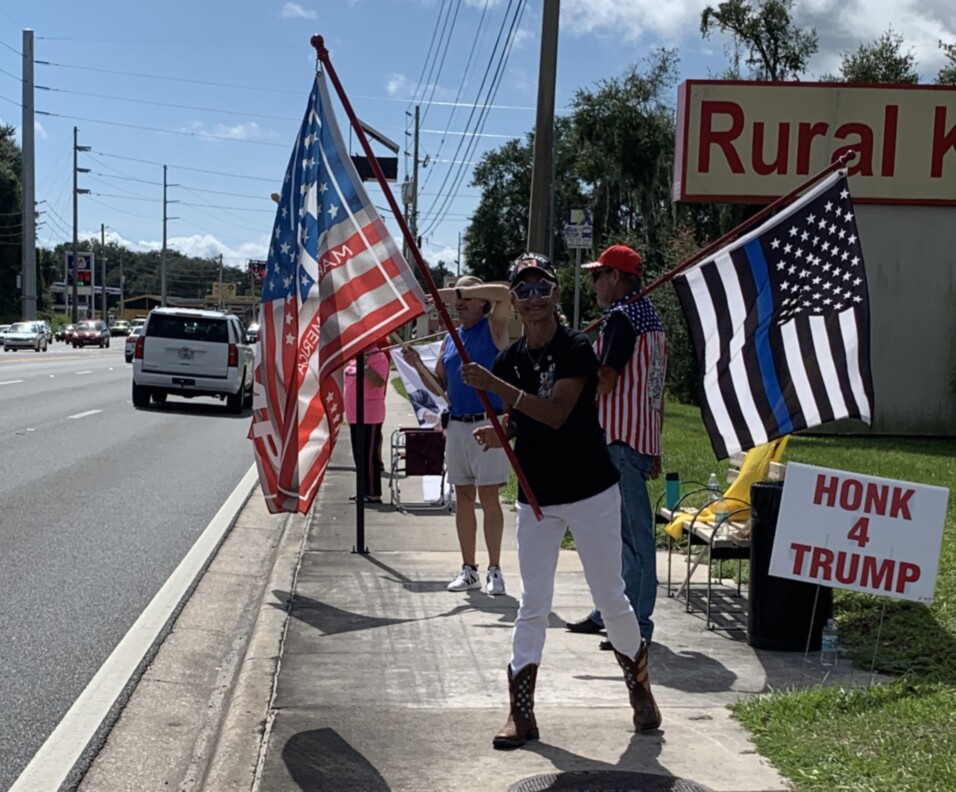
[768,462,949,603]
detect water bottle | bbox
[820,618,838,667]
[707,472,720,503]
[714,497,730,539]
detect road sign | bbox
[564,208,593,250]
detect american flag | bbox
[673,171,874,460]
[250,70,425,514]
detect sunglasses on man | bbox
[589,267,614,284]
[511,280,557,301]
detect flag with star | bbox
[673,170,874,460]
[250,69,425,514]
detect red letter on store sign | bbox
[699,101,745,174]
[931,106,956,178]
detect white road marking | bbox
[76,370,93,375]
[9,464,260,792]
[68,409,102,420]
[0,379,24,385]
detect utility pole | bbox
[101,223,108,323]
[119,254,125,318]
[457,231,461,278]
[161,165,168,307]
[72,127,91,323]
[411,104,420,249]
[218,253,224,310]
[21,29,36,320]
[526,0,560,256]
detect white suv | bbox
[131,308,254,412]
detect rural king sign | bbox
[768,463,949,602]
[673,81,956,205]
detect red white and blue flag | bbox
[250,69,425,514]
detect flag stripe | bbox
[841,309,872,422]
[780,321,820,429]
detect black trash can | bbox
[747,480,832,651]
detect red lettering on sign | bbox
[847,516,871,548]
[896,562,921,592]
[839,478,864,511]
[813,474,838,507]
[863,483,888,516]
[860,555,895,591]
[833,122,875,176]
[752,121,790,175]
[699,101,745,174]
[790,542,812,575]
[796,122,829,175]
[810,546,834,581]
[890,487,914,520]
[834,550,860,584]
[881,105,898,177]
[931,106,956,178]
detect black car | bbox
[72,320,111,348]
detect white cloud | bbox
[181,120,265,141]
[562,0,707,41]
[386,73,413,97]
[280,3,317,20]
[71,230,269,265]
[34,120,47,140]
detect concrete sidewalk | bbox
[80,384,875,792]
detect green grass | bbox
[645,400,956,792]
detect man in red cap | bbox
[565,244,667,650]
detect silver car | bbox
[3,321,48,352]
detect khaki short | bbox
[445,418,510,487]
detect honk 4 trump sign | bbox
[769,463,949,602]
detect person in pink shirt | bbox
[344,342,391,502]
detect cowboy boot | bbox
[614,641,662,731]
[492,663,539,749]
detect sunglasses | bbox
[511,280,557,301]
[590,268,614,284]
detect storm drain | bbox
[508,771,715,792]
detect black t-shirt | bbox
[599,311,637,372]
[493,324,620,506]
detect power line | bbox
[35,36,291,49]
[36,110,288,147]
[0,39,20,56]
[37,84,300,123]
[419,0,462,126]
[0,65,21,83]
[92,151,278,183]
[0,93,20,107]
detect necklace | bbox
[525,338,552,372]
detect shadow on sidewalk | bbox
[272,589,473,636]
[522,731,668,781]
[282,727,389,792]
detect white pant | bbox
[511,484,640,671]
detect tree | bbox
[570,49,679,268]
[0,125,23,321]
[937,41,956,85]
[700,0,818,81]
[837,30,919,84]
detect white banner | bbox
[392,341,447,428]
[769,462,950,603]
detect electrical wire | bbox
[37,84,300,123]
[91,151,278,184]
[0,40,20,56]
[0,93,20,107]
[0,65,21,82]
[418,0,461,126]
[35,110,288,147]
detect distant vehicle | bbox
[111,320,131,337]
[59,323,76,343]
[125,326,143,363]
[72,320,111,349]
[3,321,48,352]
[0,324,10,343]
[246,322,260,344]
[130,317,147,331]
[39,320,53,343]
[131,308,254,412]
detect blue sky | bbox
[1,0,954,276]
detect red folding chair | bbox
[388,427,452,512]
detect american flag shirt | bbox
[594,292,667,456]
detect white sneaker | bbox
[486,566,506,596]
[447,565,481,592]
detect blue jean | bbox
[590,443,656,641]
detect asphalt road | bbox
[0,340,255,790]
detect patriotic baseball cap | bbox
[582,244,643,276]
[508,252,557,286]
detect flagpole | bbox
[312,35,544,519]
[581,151,857,335]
